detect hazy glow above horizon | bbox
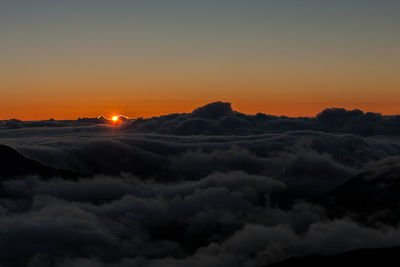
[1,0,400,120]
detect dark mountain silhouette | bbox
[325,158,400,209]
[267,246,400,266]
[324,158,400,224]
[0,144,78,180]
[191,101,234,119]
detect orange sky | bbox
[1,57,399,120]
[1,1,399,120]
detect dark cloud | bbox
[3,101,400,136]
[1,102,400,266]
[122,102,400,136]
[2,172,400,267]
[191,101,234,119]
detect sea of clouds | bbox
[1,102,400,266]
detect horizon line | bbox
[1,102,398,122]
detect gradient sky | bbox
[1,0,400,120]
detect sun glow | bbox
[112,116,119,122]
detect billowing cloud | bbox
[1,102,400,266]
[1,172,400,267]
[2,102,400,137]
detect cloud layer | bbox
[1,102,400,266]
[2,101,400,136]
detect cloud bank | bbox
[1,102,400,266]
[2,101,400,136]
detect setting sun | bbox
[112,116,119,122]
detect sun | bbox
[112,116,119,122]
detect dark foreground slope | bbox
[325,157,400,225]
[268,246,400,267]
[0,144,78,180]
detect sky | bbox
[1,0,400,120]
